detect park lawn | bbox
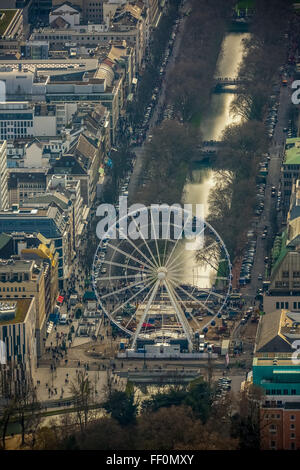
[235,0,254,9]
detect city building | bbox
[0,9,24,58]
[47,130,104,205]
[31,3,146,69]
[20,40,49,59]
[52,0,104,24]
[264,179,300,313]
[49,2,81,27]
[282,138,300,211]
[8,168,48,206]
[46,174,89,252]
[0,102,57,141]
[21,238,59,325]
[46,61,124,142]
[260,402,300,450]
[0,140,8,211]
[0,205,73,289]
[0,232,59,327]
[0,298,37,383]
[32,0,53,23]
[248,305,300,450]
[0,259,47,357]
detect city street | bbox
[242,83,292,300]
[128,0,190,202]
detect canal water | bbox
[178,32,250,287]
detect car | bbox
[101,267,107,275]
[258,274,263,281]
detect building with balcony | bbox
[0,205,73,289]
[0,298,37,385]
[0,259,46,357]
[260,401,300,450]
[0,102,57,141]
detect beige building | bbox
[32,3,146,69]
[0,298,37,382]
[0,8,24,57]
[264,179,300,313]
[0,259,46,357]
[8,168,48,207]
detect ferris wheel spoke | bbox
[109,277,156,318]
[116,230,158,270]
[166,224,206,270]
[164,215,193,268]
[106,240,154,272]
[197,240,220,255]
[101,275,154,300]
[171,285,202,330]
[95,274,143,282]
[161,211,171,266]
[150,213,161,267]
[124,280,157,329]
[128,214,159,268]
[167,254,195,275]
[101,259,153,274]
[168,278,220,316]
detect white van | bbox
[60,313,67,325]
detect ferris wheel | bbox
[92,206,232,352]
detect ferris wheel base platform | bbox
[117,351,218,360]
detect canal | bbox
[179,32,250,286]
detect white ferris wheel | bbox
[92,206,232,352]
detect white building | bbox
[0,102,57,141]
[0,140,8,211]
[49,2,81,28]
[47,174,88,250]
[0,67,48,101]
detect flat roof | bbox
[0,299,32,325]
[284,138,300,165]
[253,357,300,366]
[0,10,17,36]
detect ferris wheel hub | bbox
[157,266,168,281]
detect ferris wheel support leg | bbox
[131,280,160,350]
[164,280,194,352]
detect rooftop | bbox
[0,258,34,272]
[0,10,17,37]
[0,299,32,325]
[255,309,300,354]
[284,137,300,165]
[253,357,300,367]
